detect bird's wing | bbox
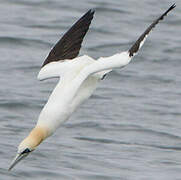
[64,4,175,101]
[83,4,176,76]
[38,9,95,80]
[128,4,176,57]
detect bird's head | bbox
[8,126,49,171]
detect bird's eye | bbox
[21,148,31,154]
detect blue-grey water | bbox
[0,0,181,179]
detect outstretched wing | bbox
[64,4,176,102]
[128,3,176,57]
[41,9,95,68]
[80,4,176,78]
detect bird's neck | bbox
[23,126,49,149]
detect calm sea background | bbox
[0,0,181,179]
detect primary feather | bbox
[42,9,95,67]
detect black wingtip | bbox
[88,9,95,15]
[80,9,95,22]
[41,9,95,67]
[128,4,176,57]
[91,9,95,14]
[170,3,176,9]
[166,3,176,14]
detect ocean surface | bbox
[0,0,181,179]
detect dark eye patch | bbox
[21,148,31,154]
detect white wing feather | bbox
[37,55,95,81]
[63,51,131,103]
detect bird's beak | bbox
[8,153,29,171]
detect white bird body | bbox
[36,53,128,135]
[37,55,100,134]
[8,5,176,171]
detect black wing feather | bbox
[129,4,176,57]
[42,9,95,67]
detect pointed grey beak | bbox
[8,153,28,171]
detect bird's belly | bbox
[37,102,72,134]
[70,76,99,111]
[37,76,99,134]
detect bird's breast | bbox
[37,75,99,134]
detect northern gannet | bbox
[9,4,176,170]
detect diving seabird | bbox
[9,4,176,170]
